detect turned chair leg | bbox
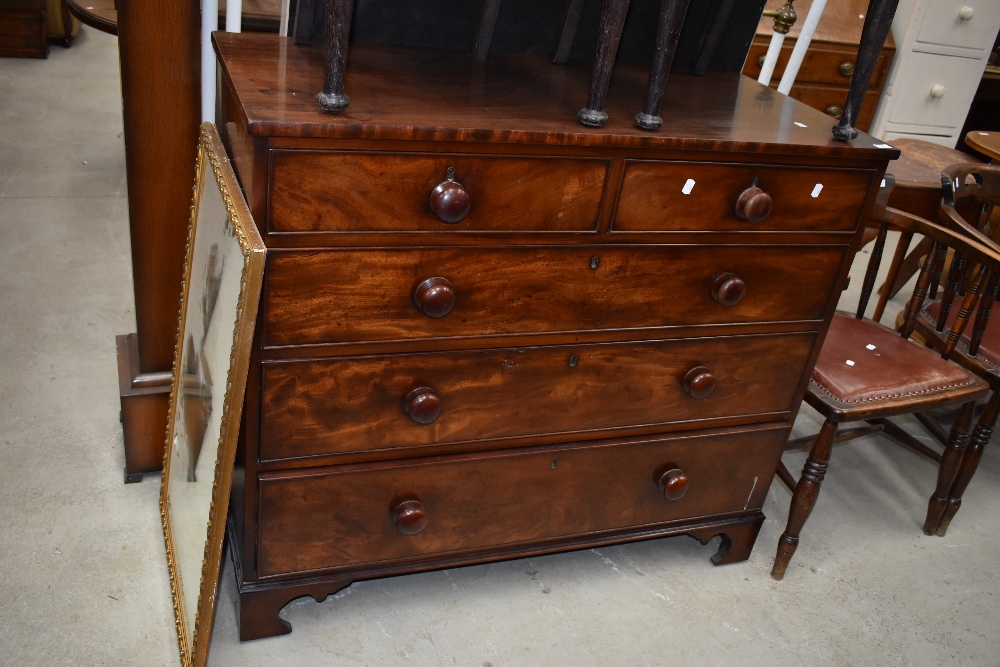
[317,0,355,113]
[578,0,631,127]
[933,395,998,535]
[923,400,976,535]
[635,0,691,131]
[772,418,838,581]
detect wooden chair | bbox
[905,163,1000,537]
[771,175,995,581]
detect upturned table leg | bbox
[831,0,898,141]
[317,0,355,112]
[635,0,691,131]
[578,0,631,127]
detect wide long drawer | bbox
[263,245,846,347]
[256,425,788,577]
[260,332,816,462]
[268,151,609,233]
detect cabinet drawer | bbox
[263,245,847,347]
[268,151,609,233]
[260,332,817,461]
[916,0,1000,52]
[256,425,788,576]
[745,42,891,89]
[885,52,987,128]
[612,161,873,233]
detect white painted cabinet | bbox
[870,0,1000,147]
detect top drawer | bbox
[612,161,874,233]
[268,151,609,233]
[744,42,891,89]
[915,0,1000,52]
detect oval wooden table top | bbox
[67,0,117,36]
[966,131,1000,163]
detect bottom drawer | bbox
[257,425,788,577]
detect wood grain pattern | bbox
[268,151,609,233]
[614,161,873,232]
[256,425,789,577]
[263,245,846,347]
[259,332,816,461]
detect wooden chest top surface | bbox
[213,31,897,160]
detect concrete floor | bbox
[2,28,999,667]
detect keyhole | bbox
[551,460,558,469]
[568,355,579,368]
[590,256,600,270]
[446,166,456,180]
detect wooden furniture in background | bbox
[912,163,1000,536]
[0,0,49,58]
[874,138,983,307]
[771,177,993,580]
[214,31,894,639]
[66,0,115,35]
[743,0,896,133]
[870,0,1000,147]
[966,130,1000,162]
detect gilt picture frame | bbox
[159,123,265,667]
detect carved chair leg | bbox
[635,0,691,131]
[831,0,899,141]
[771,418,838,580]
[923,400,976,535]
[317,0,355,113]
[578,0,631,127]
[934,393,999,536]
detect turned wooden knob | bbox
[391,499,427,535]
[404,387,441,425]
[657,467,689,501]
[413,277,455,318]
[711,272,746,307]
[682,366,716,399]
[429,168,471,224]
[735,186,773,223]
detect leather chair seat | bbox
[812,312,981,404]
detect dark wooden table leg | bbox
[578,0,631,128]
[832,0,898,142]
[635,0,690,131]
[317,0,354,112]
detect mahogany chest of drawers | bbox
[214,32,895,640]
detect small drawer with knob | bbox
[255,424,789,576]
[612,160,875,233]
[258,331,816,462]
[267,150,609,234]
[263,245,847,347]
[744,41,892,89]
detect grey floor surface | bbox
[2,29,999,667]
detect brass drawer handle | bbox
[839,61,855,77]
[757,54,766,67]
[825,104,843,118]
